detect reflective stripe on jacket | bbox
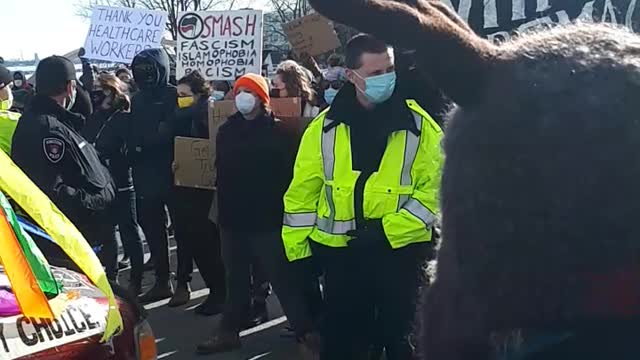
[282,99,443,261]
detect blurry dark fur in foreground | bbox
[304,0,640,358]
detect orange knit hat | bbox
[233,73,270,105]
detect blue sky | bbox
[2,0,270,60]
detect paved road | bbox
[118,243,302,360]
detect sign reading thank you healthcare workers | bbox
[83,6,167,63]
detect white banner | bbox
[0,298,107,359]
[83,6,167,64]
[177,9,264,80]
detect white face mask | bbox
[235,92,257,115]
[66,86,77,111]
[14,80,23,88]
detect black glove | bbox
[346,219,388,248]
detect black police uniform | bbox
[11,57,118,280]
[12,95,118,276]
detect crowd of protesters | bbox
[0,30,453,359]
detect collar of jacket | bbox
[324,82,419,136]
[30,94,86,132]
[227,110,276,127]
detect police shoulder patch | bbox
[43,137,65,163]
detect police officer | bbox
[282,34,443,359]
[0,64,20,154]
[11,56,118,280]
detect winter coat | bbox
[215,111,295,230]
[128,49,177,199]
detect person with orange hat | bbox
[196,73,313,355]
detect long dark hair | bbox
[97,73,131,111]
[178,70,212,97]
[276,60,317,104]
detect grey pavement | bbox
[117,241,302,360]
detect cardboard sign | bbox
[174,137,214,190]
[177,10,264,80]
[83,6,167,63]
[0,298,107,359]
[283,13,340,56]
[271,97,303,118]
[445,0,640,42]
[207,100,236,183]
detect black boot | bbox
[194,294,224,316]
[138,281,173,304]
[127,277,142,297]
[167,282,191,307]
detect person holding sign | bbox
[168,71,226,314]
[197,73,303,354]
[271,60,320,118]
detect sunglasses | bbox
[322,80,345,90]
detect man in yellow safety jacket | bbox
[0,64,20,154]
[282,34,443,360]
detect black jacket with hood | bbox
[128,49,177,199]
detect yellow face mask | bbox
[177,96,195,109]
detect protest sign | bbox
[271,97,303,118]
[207,100,236,185]
[83,6,167,63]
[0,298,107,359]
[207,100,237,143]
[177,10,263,80]
[283,13,340,56]
[444,0,640,42]
[174,137,214,190]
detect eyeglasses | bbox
[322,80,345,90]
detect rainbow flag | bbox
[0,193,61,297]
[0,151,122,341]
[0,201,53,319]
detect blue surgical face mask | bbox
[354,71,396,104]
[324,88,338,105]
[212,90,225,101]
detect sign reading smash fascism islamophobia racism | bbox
[177,10,263,80]
[83,6,167,63]
[443,0,640,42]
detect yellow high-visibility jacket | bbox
[282,99,443,261]
[0,110,20,154]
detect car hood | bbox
[0,266,128,359]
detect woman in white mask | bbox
[197,73,309,355]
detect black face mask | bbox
[133,62,158,88]
[270,89,281,98]
[90,90,107,108]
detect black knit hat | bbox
[0,64,11,89]
[36,56,77,95]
